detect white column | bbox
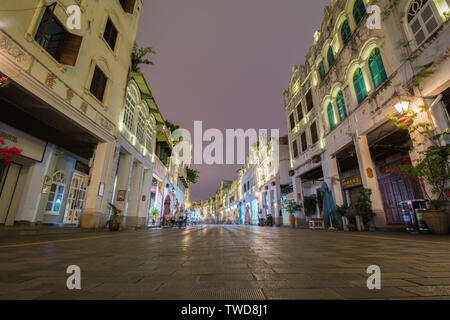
[354,134,387,227]
[292,175,306,227]
[79,141,117,229]
[15,144,55,223]
[323,153,344,206]
[114,154,134,214]
[138,167,153,226]
[126,162,144,227]
[274,182,282,226]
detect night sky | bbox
[136,0,329,201]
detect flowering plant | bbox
[0,76,10,88]
[0,138,22,166]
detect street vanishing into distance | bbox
[1,225,450,300]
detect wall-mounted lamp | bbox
[394,101,410,113]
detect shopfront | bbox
[368,123,424,225]
[0,122,47,226]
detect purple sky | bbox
[136,0,329,201]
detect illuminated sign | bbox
[342,175,362,189]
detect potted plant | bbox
[336,203,350,230]
[354,188,376,231]
[149,207,158,225]
[106,203,122,232]
[388,107,449,234]
[303,195,318,219]
[282,200,302,228]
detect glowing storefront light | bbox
[394,101,410,113]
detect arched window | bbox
[327,103,335,130]
[46,171,67,214]
[353,0,366,25]
[407,0,440,47]
[353,68,367,104]
[341,20,352,45]
[318,61,325,80]
[327,47,335,68]
[136,106,146,144]
[368,47,387,89]
[123,90,137,131]
[336,90,347,121]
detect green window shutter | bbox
[368,48,387,89]
[353,0,366,25]
[327,103,335,130]
[336,91,347,121]
[327,47,335,68]
[353,68,367,105]
[341,20,351,45]
[319,61,325,80]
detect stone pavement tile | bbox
[389,296,450,300]
[349,279,419,287]
[198,274,255,281]
[252,272,312,281]
[263,288,344,300]
[399,286,450,297]
[114,291,161,300]
[226,280,293,289]
[18,277,70,291]
[35,290,101,300]
[332,287,418,299]
[407,278,450,286]
[379,273,420,279]
[0,290,52,300]
[191,288,265,300]
[408,271,450,278]
[287,279,355,289]
[308,273,366,280]
[87,283,131,294]
[191,281,225,289]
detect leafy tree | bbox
[131,42,157,72]
[165,120,180,133]
[186,168,200,185]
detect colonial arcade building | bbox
[284,0,449,228]
[0,0,143,227]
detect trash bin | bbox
[400,200,430,234]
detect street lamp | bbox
[394,101,410,113]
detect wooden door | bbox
[378,173,423,225]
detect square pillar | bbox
[138,167,153,227]
[126,162,144,227]
[114,154,134,214]
[79,141,117,229]
[292,175,307,227]
[15,144,55,223]
[323,153,344,207]
[354,134,387,228]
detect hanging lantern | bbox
[397,117,414,127]
[401,157,412,166]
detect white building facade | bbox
[0,0,143,228]
[284,0,449,229]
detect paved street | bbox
[1,225,450,300]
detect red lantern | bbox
[397,117,414,127]
[401,157,412,166]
